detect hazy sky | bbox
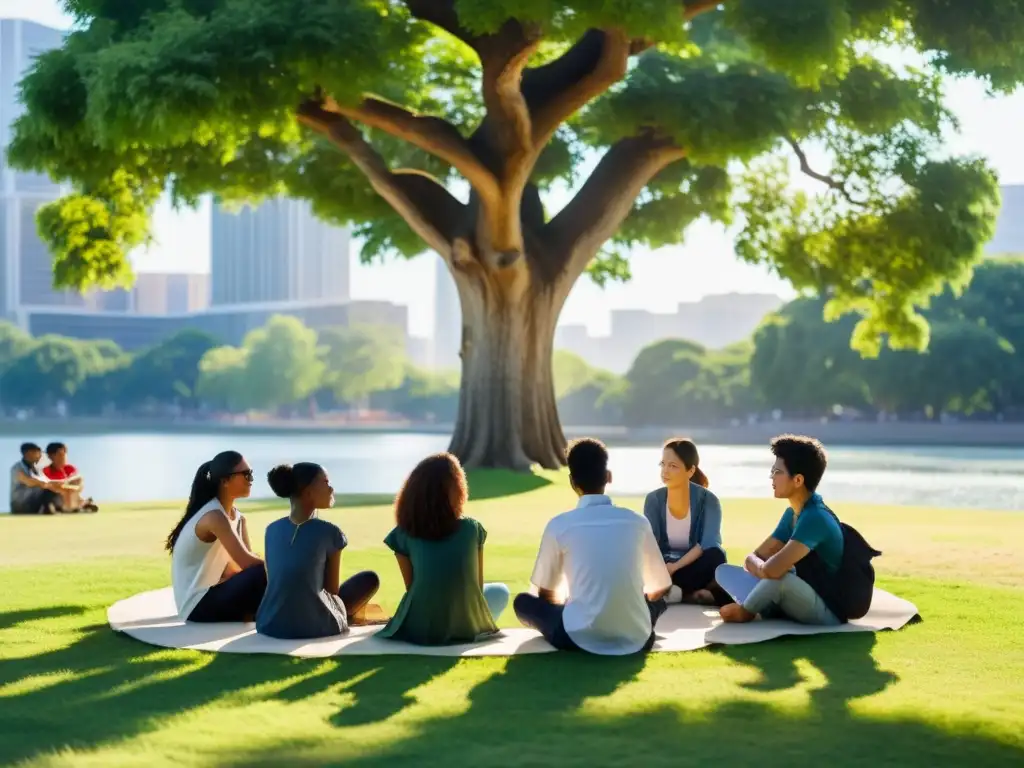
[4,0,1023,334]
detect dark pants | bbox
[10,488,63,515]
[338,570,380,616]
[513,593,667,653]
[189,564,268,623]
[672,547,729,599]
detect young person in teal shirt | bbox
[716,434,845,626]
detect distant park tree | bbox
[8,1,1016,468]
[751,259,1024,417]
[242,315,326,410]
[0,322,32,375]
[123,329,221,408]
[0,336,95,409]
[196,345,252,413]
[319,325,407,407]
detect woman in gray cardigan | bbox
[643,439,728,605]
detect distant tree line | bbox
[1,258,1020,425]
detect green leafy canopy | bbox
[9,0,1023,353]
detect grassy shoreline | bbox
[2,482,1022,766]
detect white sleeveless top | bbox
[171,498,244,618]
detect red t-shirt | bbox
[43,464,77,481]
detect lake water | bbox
[1,432,1022,512]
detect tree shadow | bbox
[717,632,899,709]
[271,656,460,727]
[0,605,86,631]
[217,644,1020,768]
[465,468,554,500]
[0,623,454,766]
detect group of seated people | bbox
[168,433,880,655]
[10,441,98,515]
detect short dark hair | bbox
[45,442,66,458]
[395,453,467,541]
[566,438,609,495]
[770,434,828,492]
[20,442,40,456]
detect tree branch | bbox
[545,134,687,278]
[321,94,500,206]
[682,0,724,19]
[297,102,465,261]
[480,21,541,174]
[524,29,632,149]
[786,137,866,206]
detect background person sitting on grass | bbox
[9,442,64,515]
[377,452,509,646]
[43,442,98,513]
[168,451,267,623]
[514,438,672,655]
[717,434,880,625]
[256,462,380,640]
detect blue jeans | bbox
[483,583,510,621]
[715,564,840,626]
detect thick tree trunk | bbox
[447,263,567,471]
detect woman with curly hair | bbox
[377,452,509,646]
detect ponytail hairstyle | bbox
[166,450,244,552]
[664,438,709,489]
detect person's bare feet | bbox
[719,603,756,623]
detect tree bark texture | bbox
[297,3,719,468]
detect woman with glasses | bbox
[167,451,267,622]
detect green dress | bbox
[377,517,500,645]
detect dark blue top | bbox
[256,516,348,640]
[642,484,724,559]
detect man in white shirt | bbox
[514,438,672,655]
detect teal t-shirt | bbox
[377,517,499,646]
[771,494,844,573]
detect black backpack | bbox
[794,509,882,623]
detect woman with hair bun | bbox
[643,438,729,606]
[255,462,380,640]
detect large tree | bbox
[8,1,1016,468]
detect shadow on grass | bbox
[0,605,86,631]
[465,468,555,500]
[718,632,899,709]
[0,618,455,765]
[220,642,1019,767]
[2,614,1019,767]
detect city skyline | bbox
[4,1,1024,336]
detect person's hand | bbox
[744,554,764,577]
[47,480,65,491]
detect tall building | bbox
[432,255,461,370]
[132,272,210,314]
[211,198,350,306]
[987,184,1024,255]
[0,19,86,316]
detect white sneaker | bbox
[666,585,684,604]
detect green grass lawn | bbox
[2,471,1023,767]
